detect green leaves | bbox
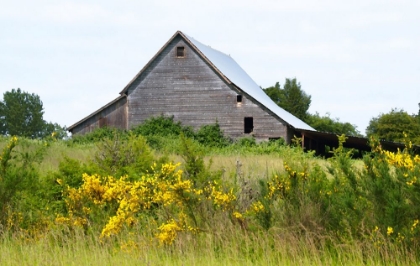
[263,78,311,121]
[366,108,420,144]
[0,88,66,139]
[306,112,361,136]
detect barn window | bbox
[244,117,253,133]
[176,46,185,57]
[237,95,243,103]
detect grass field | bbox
[1,134,420,265]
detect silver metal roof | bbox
[184,33,315,131]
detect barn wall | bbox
[126,36,288,141]
[70,97,127,135]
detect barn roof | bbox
[183,33,314,131]
[120,31,315,131]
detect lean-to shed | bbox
[68,31,315,143]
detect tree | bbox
[43,122,69,139]
[263,78,311,121]
[366,108,420,144]
[0,88,64,138]
[263,82,282,104]
[306,112,361,136]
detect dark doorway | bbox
[244,117,253,133]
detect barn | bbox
[67,30,419,155]
[68,31,316,144]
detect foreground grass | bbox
[1,228,416,266]
[2,136,420,265]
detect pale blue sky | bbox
[1,0,419,135]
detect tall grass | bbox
[1,227,417,265]
[1,130,420,265]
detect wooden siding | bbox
[126,35,288,140]
[70,97,127,135]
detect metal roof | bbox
[183,33,315,131]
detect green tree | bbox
[0,88,63,138]
[366,108,420,144]
[263,82,282,104]
[306,112,361,136]
[263,78,311,121]
[43,122,68,139]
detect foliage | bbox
[0,88,65,139]
[56,161,236,244]
[90,133,155,179]
[235,136,257,147]
[262,81,282,103]
[3,133,420,262]
[178,134,205,180]
[263,79,359,135]
[43,122,69,139]
[194,122,231,148]
[69,127,126,144]
[0,137,47,231]
[132,115,194,138]
[263,78,311,121]
[366,108,420,144]
[216,137,287,156]
[306,112,361,136]
[0,89,43,138]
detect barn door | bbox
[244,117,253,133]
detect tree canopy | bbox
[0,88,66,139]
[366,108,420,144]
[306,112,361,137]
[263,78,311,121]
[263,78,361,136]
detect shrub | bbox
[235,136,257,147]
[0,137,47,232]
[194,122,231,148]
[69,127,126,145]
[88,133,156,179]
[132,115,194,138]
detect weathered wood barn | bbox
[68,31,315,144]
[68,30,417,155]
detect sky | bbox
[1,0,419,135]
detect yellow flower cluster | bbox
[387,226,394,236]
[156,219,183,245]
[233,211,243,220]
[250,201,265,213]
[58,162,235,244]
[380,145,420,189]
[411,219,419,232]
[267,162,308,200]
[267,174,290,199]
[55,213,88,227]
[205,181,236,210]
[382,149,419,171]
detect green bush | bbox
[132,115,194,138]
[0,137,47,232]
[235,136,257,147]
[194,122,231,148]
[69,127,126,145]
[90,133,156,179]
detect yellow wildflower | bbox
[233,211,243,220]
[387,226,394,236]
[156,219,182,245]
[251,201,265,213]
